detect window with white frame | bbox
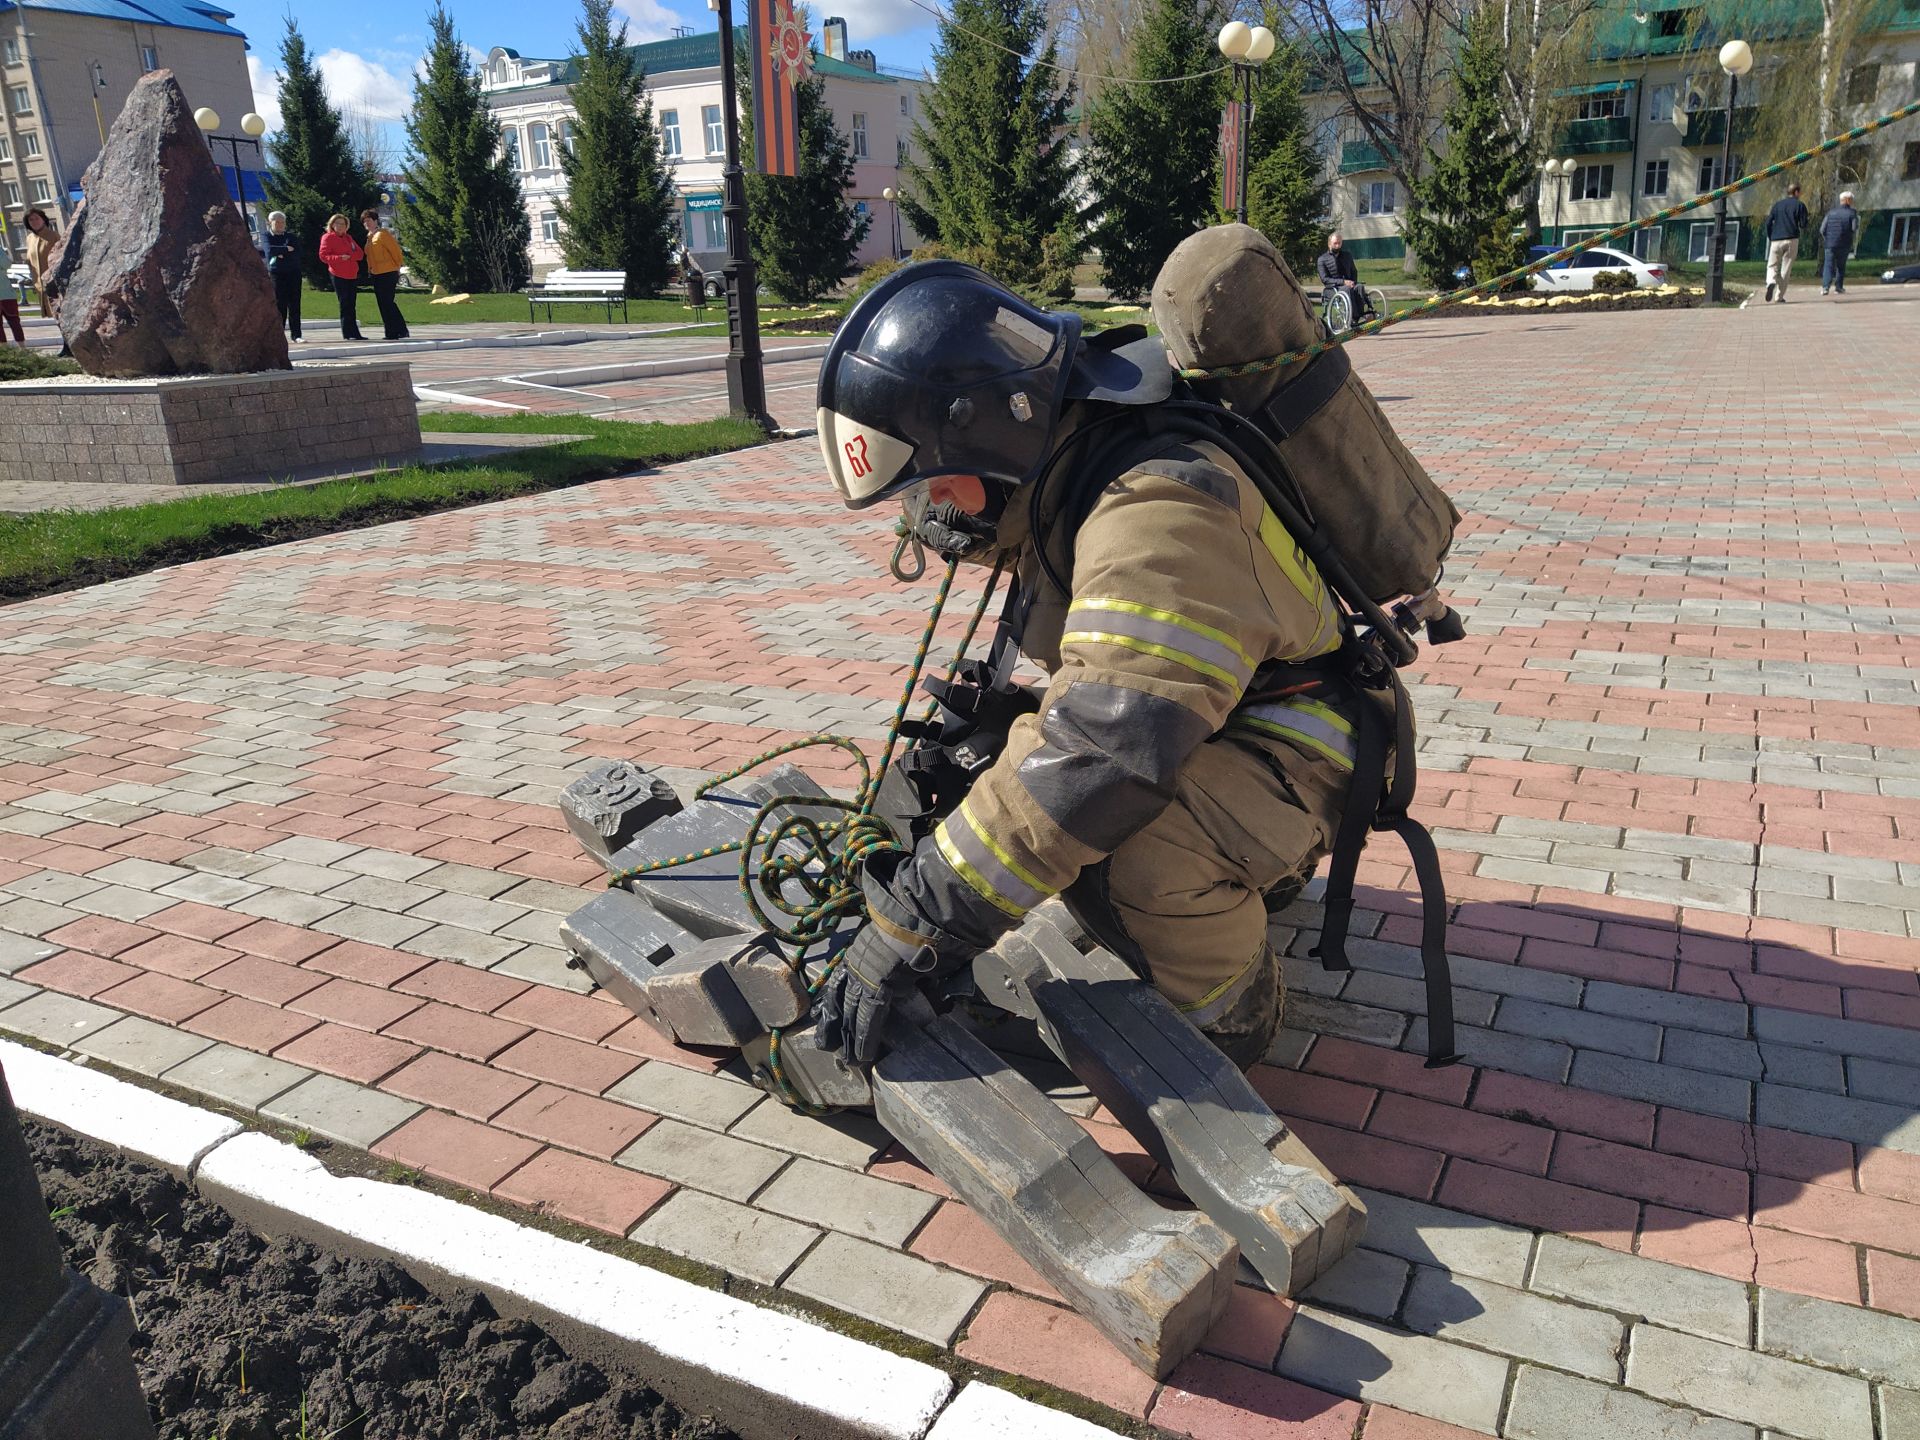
[851,112,868,159]
[897,136,908,165]
[528,121,552,168]
[141,45,158,71]
[661,108,681,157]
[1643,159,1669,196]
[1576,91,1627,120]
[899,93,908,114]
[1632,226,1663,261]
[703,104,723,154]
[560,119,577,157]
[0,136,8,161]
[1891,213,1920,256]
[3,39,20,64]
[699,208,726,247]
[1647,83,1676,123]
[501,126,520,168]
[1697,153,1741,190]
[1357,180,1396,215]
[29,178,49,202]
[19,130,36,156]
[1570,164,1613,200]
[9,84,28,114]
[540,211,559,244]
[1561,227,1605,247]
[1,182,17,206]
[1687,219,1738,261]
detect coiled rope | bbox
[1180,97,1920,383]
[609,554,1004,1110]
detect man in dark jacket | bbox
[1315,233,1373,320]
[1763,183,1809,303]
[1821,191,1859,295]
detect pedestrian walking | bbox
[1820,191,1859,296]
[359,208,410,342]
[263,211,303,342]
[0,264,22,345]
[1763,182,1809,303]
[318,213,366,340]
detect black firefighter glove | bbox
[813,849,972,1065]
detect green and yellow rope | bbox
[1181,97,1920,383]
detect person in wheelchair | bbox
[1315,232,1374,322]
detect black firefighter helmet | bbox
[816,260,1171,509]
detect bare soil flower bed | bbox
[27,1118,739,1440]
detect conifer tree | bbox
[900,0,1081,294]
[1402,7,1532,290]
[402,5,532,293]
[1085,0,1225,301]
[1242,42,1331,278]
[263,18,379,289]
[737,57,871,304]
[555,0,675,296]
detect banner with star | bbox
[751,0,810,177]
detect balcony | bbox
[1685,106,1759,147]
[1555,115,1634,154]
[1339,140,1393,175]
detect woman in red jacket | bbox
[317,213,366,341]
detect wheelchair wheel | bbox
[1324,287,1354,336]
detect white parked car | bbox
[1530,246,1668,292]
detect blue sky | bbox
[238,0,941,155]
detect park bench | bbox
[523,269,630,323]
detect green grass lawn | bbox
[0,412,763,601]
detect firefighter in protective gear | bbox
[812,261,1359,1070]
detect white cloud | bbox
[613,0,686,43]
[316,49,413,122]
[248,54,284,133]
[817,0,931,41]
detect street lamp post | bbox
[1707,38,1752,303]
[1217,21,1275,226]
[882,186,904,259]
[710,0,771,431]
[88,61,108,145]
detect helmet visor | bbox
[818,406,919,508]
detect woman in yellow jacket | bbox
[359,208,411,341]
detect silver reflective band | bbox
[817,406,917,507]
[1230,697,1357,769]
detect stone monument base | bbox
[0,362,421,485]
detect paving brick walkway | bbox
[3,289,1918,1440]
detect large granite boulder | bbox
[44,70,289,377]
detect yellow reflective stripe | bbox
[934,822,1028,919]
[1175,946,1264,1026]
[1283,697,1354,736]
[1068,597,1257,671]
[959,801,1057,902]
[1255,508,1342,658]
[1231,715,1356,770]
[1061,630,1245,688]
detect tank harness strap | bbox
[1311,658,1461,1069]
[1258,345,1351,440]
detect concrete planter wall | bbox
[0,363,422,486]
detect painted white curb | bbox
[0,1039,239,1176]
[512,342,829,389]
[927,1383,1130,1439]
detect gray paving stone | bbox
[783,1232,986,1346]
[1402,1265,1625,1380]
[0,975,35,1010]
[1499,997,1662,1061]
[70,885,175,922]
[728,1099,892,1169]
[1627,1324,1873,1440]
[72,1016,215,1078]
[1756,1083,1920,1154]
[1571,1051,1752,1120]
[1276,1307,1509,1433]
[755,1157,938,1246]
[1352,1188,1535,1288]
[489,946,593,994]
[407,892,528,936]
[494,878,591,914]
[1659,1030,1772,1082]
[1507,1365,1755,1440]
[1263,1026,1317,1070]
[1759,1045,1849,1094]
[0,898,85,938]
[0,991,123,1047]
[605,1063,762,1130]
[231,890,349,926]
[630,1189,821,1285]
[327,875,444,914]
[0,932,57,975]
[401,924,524,967]
[164,1043,313,1110]
[414,863,523,901]
[1848,1058,1920,1108]
[4,871,104,906]
[1303,1246,1410,1320]
[1344,970,1499,1027]
[1584,982,1749,1037]
[1449,954,1586,1006]
[615,1119,789,1202]
[1753,1009,1920,1068]
[1531,1236,1751,1345]
[1406,1019,1572,1082]
[260,1075,422,1149]
[261,836,364,865]
[156,872,266,907]
[87,858,192,891]
[311,906,434,948]
[1759,1288,1920,1389]
[183,847,281,879]
[336,850,441,882]
[246,860,355,895]
[1881,1386,1920,1440]
[1287,993,1410,1047]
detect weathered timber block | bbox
[560,888,701,1015]
[742,1019,874,1110]
[605,790,795,938]
[999,921,1365,1296]
[728,764,848,833]
[875,1003,1235,1378]
[635,935,767,1048]
[726,943,810,1029]
[561,761,685,869]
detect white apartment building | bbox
[1,0,261,264]
[481,18,924,275]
